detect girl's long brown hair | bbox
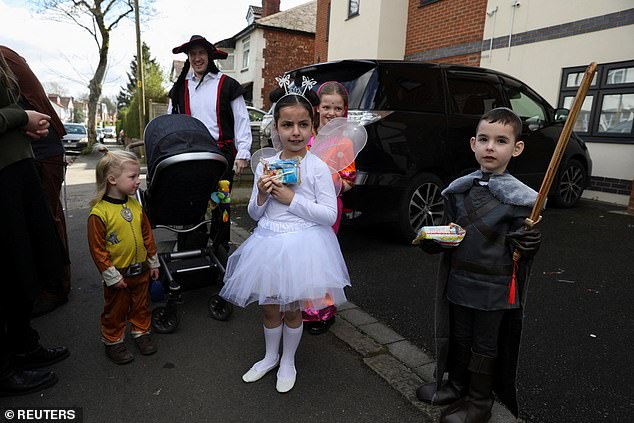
[0,50,19,102]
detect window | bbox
[562,96,593,133]
[242,37,250,70]
[348,0,359,18]
[597,93,634,134]
[217,54,234,72]
[559,60,634,143]
[374,65,444,113]
[503,83,547,130]
[447,74,504,115]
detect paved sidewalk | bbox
[5,151,516,422]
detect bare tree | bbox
[36,0,146,145]
[43,80,68,96]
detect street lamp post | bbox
[134,0,145,139]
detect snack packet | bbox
[262,158,301,184]
[412,224,466,247]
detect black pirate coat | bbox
[170,72,246,148]
[431,170,538,417]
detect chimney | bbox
[262,0,280,17]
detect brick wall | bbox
[261,28,315,110]
[405,0,487,65]
[431,52,481,66]
[588,176,633,197]
[315,0,330,63]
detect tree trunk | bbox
[87,28,110,147]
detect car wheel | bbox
[397,173,446,242]
[550,158,587,208]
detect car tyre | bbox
[397,173,446,242]
[550,158,587,208]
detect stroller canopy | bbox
[144,114,222,179]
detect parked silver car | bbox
[62,123,88,152]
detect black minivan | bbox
[287,60,592,241]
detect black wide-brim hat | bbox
[172,35,228,59]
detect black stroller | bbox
[140,114,234,333]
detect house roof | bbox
[217,0,317,46]
[47,94,64,108]
[257,0,316,33]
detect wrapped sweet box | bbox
[263,159,301,184]
[412,224,466,247]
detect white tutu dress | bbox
[220,151,350,311]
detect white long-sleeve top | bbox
[168,71,252,160]
[248,151,337,232]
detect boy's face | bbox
[470,120,524,174]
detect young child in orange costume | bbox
[88,149,160,365]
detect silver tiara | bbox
[275,74,317,97]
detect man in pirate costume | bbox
[168,35,252,252]
[415,108,542,423]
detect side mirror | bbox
[554,108,569,123]
[525,115,544,131]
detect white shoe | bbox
[242,358,279,383]
[275,366,297,393]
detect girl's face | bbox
[275,104,313,158]
[318,93,346,129]
[107,162,141,199]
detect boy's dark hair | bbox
[479,107,522,140]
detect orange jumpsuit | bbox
[87,197,158,344]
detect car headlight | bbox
[347,110,393,126]
[80,137,88,143]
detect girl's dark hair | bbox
[269,87,319,124]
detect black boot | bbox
[13,344,70,369]
[417,343,470,405]
[0,364,58,397]
[440,352,495,423]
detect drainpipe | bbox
[507,0,521,60]
[487,6,498,63]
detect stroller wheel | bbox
[152,306,179,333]
[208,295,233,321]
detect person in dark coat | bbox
[0,49,70,397]
[415,108,542,423]
[0,45,71,316]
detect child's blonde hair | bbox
[90,146,140,207]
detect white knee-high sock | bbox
[279,323,303,378]
[252,324,282,371]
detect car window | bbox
[64,125,86,134]
[248,109,263,122]
[447,75,504,115]
[373,65,444,113]
[504,86,547,126]
[292,61,377,110]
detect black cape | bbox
[433,170,538,417]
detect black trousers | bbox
[210,142,236,250]
[451,303,505,358]
[0,159,66,371]
[178,142,236,252]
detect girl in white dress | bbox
[220,89,350,393]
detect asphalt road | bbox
[232,198,634,423]
[1,155,428,423]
